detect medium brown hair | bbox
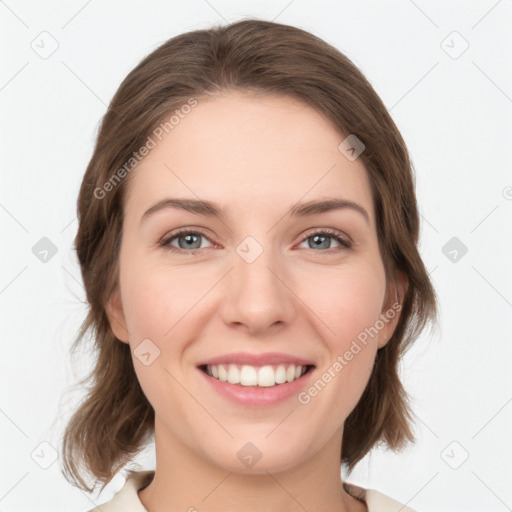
[60,18,436,492]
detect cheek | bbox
[120,259,201,342]
[119,262,195,412]
[295,262,385,411]
[296,259,386,348]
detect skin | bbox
[106,90,404,512]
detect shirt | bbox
[87,470,417,512]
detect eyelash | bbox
[159,228,352,254]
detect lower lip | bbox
[197,366,315,407]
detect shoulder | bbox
[344,482,418,512]
[86,470,154,512]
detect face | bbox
[107,90,401,474]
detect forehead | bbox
[123,91,374,223]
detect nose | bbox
[219,241,296,336]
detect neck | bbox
[138,417,366,512]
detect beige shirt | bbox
[88,471,417,512]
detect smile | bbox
[200,363,314,387]
[197,362,316,407]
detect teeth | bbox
[218,364,227,382]
[205,363,309,387]
[274,364,287,384]
[228,364,240,384]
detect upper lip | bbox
[196,352,316,367]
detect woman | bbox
[61,19,436,512]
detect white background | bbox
[1,1,511,511]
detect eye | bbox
[159,229,213,252]
[159,228,352,254]
[297,229,352,251]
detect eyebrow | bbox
[140,197,370,225]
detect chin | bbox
[197,436,313,475]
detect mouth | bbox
[195,352,317,406]
[198,363,316,388]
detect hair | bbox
[60,18,437,493]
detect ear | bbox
[105,286,130,343]
[377,270,408,349]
